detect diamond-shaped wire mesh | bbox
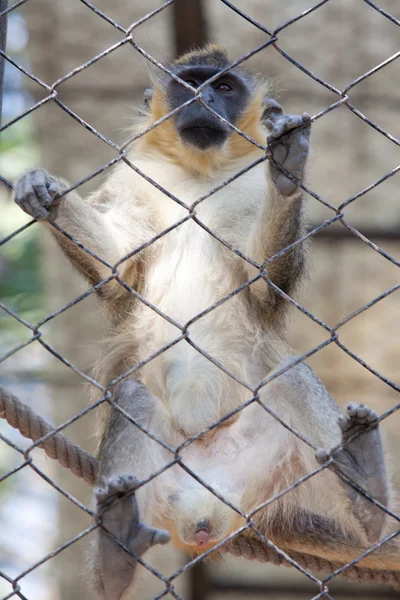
[0,1,400,599]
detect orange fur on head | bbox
[136,46,268,177]
[174,43,230,69]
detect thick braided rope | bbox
[0,385,398,587]
[221,537,400,588]
[0,384,96,485]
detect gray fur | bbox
[93,380,170,599]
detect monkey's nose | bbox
[202,88,214,105]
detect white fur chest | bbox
[131,157,269,431]
[133,157,268,250]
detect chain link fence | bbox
[0,1,399,599]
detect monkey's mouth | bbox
[180,122,228,150]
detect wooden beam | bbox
[173,0,208,57]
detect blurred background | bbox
[0,1,399,599]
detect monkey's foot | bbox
[95,475,170,600]
[316,403,388,543]
[14,169,62,220]
[264,100,311,197]
[339,403,378,437]
[96,474,170,554]
[315,403,381,478]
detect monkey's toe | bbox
[346,403,378,426]
[104,474,140,496]
[152,529,171,545]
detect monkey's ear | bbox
[261,97,283,124]
[137,88,154,116]
[143,88,154,108]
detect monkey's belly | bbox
[138,312,262,435]
[141,333,252,435]
[135,224,264,435]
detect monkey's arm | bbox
[92,380,170,600]
[246,103,311,311]
[14,170,139,305]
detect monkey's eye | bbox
[185,79,198,88]
[215,82,233,93]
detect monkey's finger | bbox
[19,198,48,220]
[122,474,140,490]
[18,188,49,219]
[268,122,287,138]
[355,405,369,419]
[95,487,109,502]
[264,119,276,132]
[29,170,53,203]
[108,476,130,494]
[269,114,305,139]
[346,403,359,417]
[266,112,310,135]
[338,415,350,431]
[47,180,62,199]
[262,98,283,123]
[108,474,140,495]
[285,115,304,128]
[32,182,53,207]
[366,410,378,423]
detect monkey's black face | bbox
[168,66,251,151]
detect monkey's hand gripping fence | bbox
[1,1,400,599]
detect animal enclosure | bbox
[0,1,400,599]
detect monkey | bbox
[13,44,399,598]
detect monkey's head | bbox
[167,482,243,556]
[138,44,268,175]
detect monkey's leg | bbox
[316,403,389,543]
[14,170,127,293]
[95,475,170,600]
[92,380,171,599]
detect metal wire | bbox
[0,1,400,599]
